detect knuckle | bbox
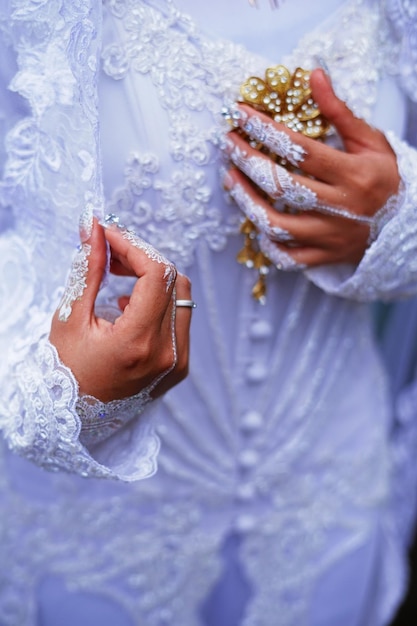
[176,272,192,294]
[120,339,174,382]
[159,345,176,373]
[148,259,177,283]
[121,336,154,369]
[175,354,189,381]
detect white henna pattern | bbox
[229,145,316,209]
[229,183,302,269]
[79,204,93,243]
[229,183,292,242]
[222,105,306,166]
[58,243,91,322]
[229,145,376,225]
[258,233,305,271]
[122,230,177,291]
[244,115,307,166]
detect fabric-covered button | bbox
[240,411,264,432]
[249,319,273,340]
[246,362,268,383]
[238,449,259,469]
[236,483,256,502]
[235,514,256,533]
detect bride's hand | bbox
[49,219,192,402]
[222,68,401,267]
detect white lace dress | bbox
[1,0,417,624]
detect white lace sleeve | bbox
[1,333,160,482]
[304,132,417,302]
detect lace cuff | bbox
[77,389,152,446]
[1,337,160,482]
[304,132,417,302]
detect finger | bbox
[286,240,367,266]
[224,132,349,210]
[109,255,137,277]
[104,224,177,332]
[173,273,193,367]
[153,273,193,398]
[310,69,385,154]
[225,103,352,184]
[118,295,130,311]
[56,216,108,324]
[223,166,370,249]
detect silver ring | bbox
[175,299,197,309]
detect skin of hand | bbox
[223,68,401,266]
[49,219,192,403]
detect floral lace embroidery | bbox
[58,243,91,322]
[1,337,160,480]
[105,151,239,269]
[77,389,153,446]
[0,0,164,481]
[285,0,395,122]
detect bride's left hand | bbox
[222,68,401,267]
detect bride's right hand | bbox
[49,218,192,403]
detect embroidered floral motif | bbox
[105,151,238,269]
[58,243,91,322]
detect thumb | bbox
[310,68,376,154]
[57,215,108,324]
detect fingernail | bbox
[220,165,235,191]
[314,57,332,82]
[212,128,230,150]
[79,204,93,243]
[219,135,235,155]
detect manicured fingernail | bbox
[79,204,93,243]
[219,135,235,155]
[220,165,235,191]
[212,128,230,150]
[314,57,332,83]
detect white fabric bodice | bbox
[1,0,417,625]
